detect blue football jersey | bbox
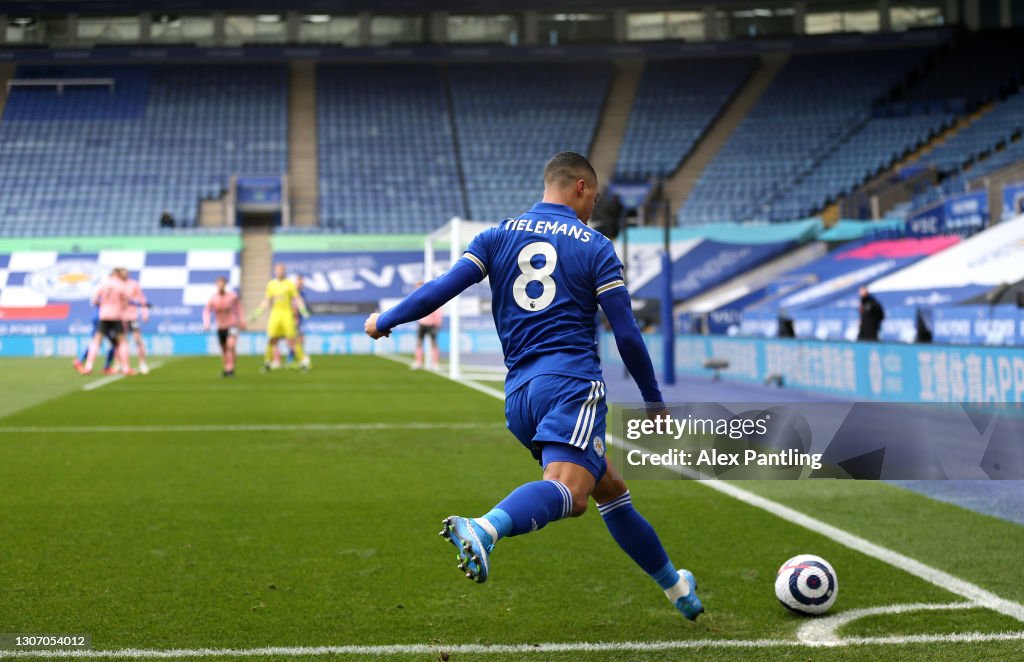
[462,201,625,394]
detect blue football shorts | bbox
[505,374,608,481]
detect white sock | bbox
[664,575,691,601]
[474,517,499,542]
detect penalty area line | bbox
[2,631,1024,658]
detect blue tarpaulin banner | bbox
[1003,182,1024,221]
[905,190,988,237]
[932,305,1022,346]
[601,334,1024,402]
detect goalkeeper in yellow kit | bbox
[250,263,311,372]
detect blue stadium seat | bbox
[616,58,757,180]
[316,64,465,234]
[448,62,611,222]
[0,64,287,237]
[677,49,930,225]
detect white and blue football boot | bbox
[673,569,704,621]
[439,516,494,583]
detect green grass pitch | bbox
[0,355,1022,661]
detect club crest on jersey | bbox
[26,260,108,300]
[593,436,606,458]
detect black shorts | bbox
[98,320,125,342]
[217,327,239,348]
[125,320,141,334]
[417,324,438,340]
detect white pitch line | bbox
[376,354,507,400]
[694,475,1024,624]
[797,601,972,644]
[81,374,125,392]
[81,362,166,392]
[390,356,1024,626]
[0,422,502,434]
[2,631,1024,658]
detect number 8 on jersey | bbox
[514,242,558,312]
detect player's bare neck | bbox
[541,190,581,219]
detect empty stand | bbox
[769,113,953,221]
[448,62,611,222]
[666,54,787,220]
[589,59,644,189]
[900,28,1024,114]
[616,56,758,181]
[0,64,287,237]
[917,89,1024,176]
[677,49,929,225]
[316,64,465,234]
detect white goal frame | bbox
[424,217,500,380]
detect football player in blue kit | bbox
[364,152,703,620]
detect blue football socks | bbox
[598,490,689,596]
[477,480,573,541]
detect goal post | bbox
[424,217,503,381]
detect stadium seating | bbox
[615,57,757,180]
[964,137,1024,180]
[916,88,1024,176]
[900,28,1024,113]
[904,90,1024,213]
[0,64,287,237]
[316,64,466,233]
[677,49,929,225]
[768,113,953,222]
[448,63,611,222]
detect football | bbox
[775,554,838,615]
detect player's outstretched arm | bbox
[248,296,270,323]
[599,288,665,406]
[365,260,481,340]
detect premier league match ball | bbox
[774,554,838,615]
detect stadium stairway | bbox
[198,198,229,227]
[289,61,319,227]
[589,59,644,188]
[241,224,273,330]
[664,54,788,220]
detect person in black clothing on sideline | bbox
[857,286,885,341]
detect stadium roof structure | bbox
[0,0,928,13]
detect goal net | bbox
[423,217,505,382]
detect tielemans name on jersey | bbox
[503,218,592,243]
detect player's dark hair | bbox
[544,152,597,189]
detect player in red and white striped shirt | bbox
[78,268,133,375]
[122,276,150,375]
[203,276,245,377]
